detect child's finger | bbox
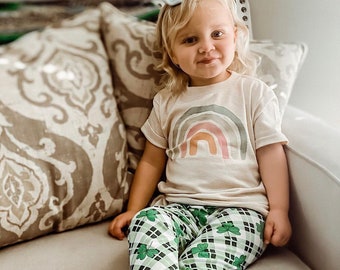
[108,218,126,240]
[263,220,274,244]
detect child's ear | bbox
[234,27,238,43]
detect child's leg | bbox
[128,204,199,270]
[179,207,266,270]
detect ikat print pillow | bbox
[0,8,129,248]
[100,2,307,169]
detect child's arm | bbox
[108,140,167,240]
[256,143,292,247]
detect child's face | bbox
[171,0,236,86]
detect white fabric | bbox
[0,221,310,270]
[141,72,287,216]
[282,105,340,270]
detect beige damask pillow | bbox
[100,3,164,171]
[100,3,307,168]
[0,8,128,248]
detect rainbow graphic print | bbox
[168,105,247,160]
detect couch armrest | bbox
[282,105,340,270]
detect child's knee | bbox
[129,206,175,236]
[129,207,166,234]
[131,207,164,224]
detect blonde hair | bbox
[156,0,258,94]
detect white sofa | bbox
[1,104,339,270]
[0,2,339,269]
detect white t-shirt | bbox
[141,72,287,216]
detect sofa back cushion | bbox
[0,8,129,248]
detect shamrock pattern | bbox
[136,244,159,260]
[217,222,241,235]
[233,255,247,270]
[174,221,184,244]
[256,221,265,240]
[136,209,158,222]
[191,207,215,226]
[129,205,265,269]
[191,243,210,258]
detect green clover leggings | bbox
[128,204,266,270]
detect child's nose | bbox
[198,38,215,54]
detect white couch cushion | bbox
[0,221,310,270]
[282,105,340,270]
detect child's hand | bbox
[264,209,292,247]
[108,211,137,240]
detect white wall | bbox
[249,0,340,128]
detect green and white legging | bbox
[128,204,266,270]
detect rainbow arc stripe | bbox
[169,105,247,160]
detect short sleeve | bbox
[141,94,168,149]
[254,88,288,149]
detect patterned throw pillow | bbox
[100,3,164,171]
[100,3,307,168]
[250,40,307,115]
[0,8,128,248]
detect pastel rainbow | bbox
[180,122,229,159]
[169,105,247,160]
